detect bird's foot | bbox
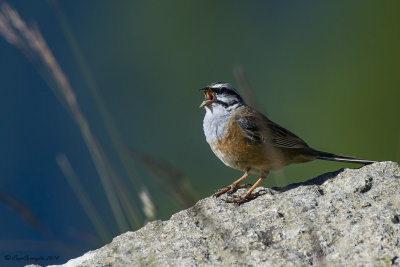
[227,183,251,194]
[214,183,251,197]
[213,185,233,197]
[225,191,260,204]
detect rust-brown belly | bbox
[209,119,314,174]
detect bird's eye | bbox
[205,91,215,101]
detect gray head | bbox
[199,82,244,110]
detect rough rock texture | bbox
[53,162,400,266]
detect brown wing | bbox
[235,106,310,149]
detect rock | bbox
[49,162,400,266]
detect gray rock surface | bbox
[52,162,400,266]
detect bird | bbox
[199,82,375,203]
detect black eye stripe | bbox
[215,99,229,108]
[210,87,242,99]
[211,87,232,94]
[215,99,243,109]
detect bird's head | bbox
[199,82,244,110]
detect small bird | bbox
[200,82,375,203]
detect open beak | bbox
[199,88,216,108]
[199,99,213,108]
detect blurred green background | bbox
[0,0,399,265]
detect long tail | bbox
[312,150,376,165]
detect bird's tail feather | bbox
[312,150,376,165]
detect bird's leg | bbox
[214,172,250,197]
[226,175,266,204]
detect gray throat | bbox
[203,104,237,144]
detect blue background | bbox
[0,1,399,265]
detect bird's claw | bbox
[227,183,251,194]
[225,191,260,204]
[214,183,252,197]
[213,186,231,197]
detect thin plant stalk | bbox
[233,65,288,187]
[0,3,128,232]
[50,0,145,227]
[56,154,111,242]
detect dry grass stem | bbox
[56,154,111,242]
[0,3,129,232]
[122,145,197,208]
